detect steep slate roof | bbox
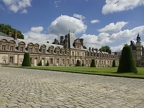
[0,32,111,54]
[0,32,14,41]
[130,41,136,50]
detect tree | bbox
[0,24,24,39]
[117,44,137,74]
[75,60,81,66]
[22,52,31,66]
[99,46,111,54]
[45,60,49,66]
[90,59,96,67]
[112,60,116,67]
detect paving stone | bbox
[0,67,144,108]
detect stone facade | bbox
[0,32,119,67]
[130,34,144,67]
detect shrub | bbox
[90,59,96,67]
[117,44,137,74]
[75,60,81,66]
[45,60,49,66]
[37,60,42,66]
[112,60,116,67]
[82,63,85,66]
[22,52,31,66]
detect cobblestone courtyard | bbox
[0,67,144,108]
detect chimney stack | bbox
[89,47,91,51]
[80,38,84,46]
[60,36,64,45]
[14,30,17,40]
[8,32,12,37]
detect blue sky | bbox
[0,0,144,52]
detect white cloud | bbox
[31,26,44,33]
[2,0,31,13]
[73,13,85,20]
[24,26,58,43]
[81,33,110,49]
[98,21,128,34]
[81,25,144,52]
[21,9,27,13]
[110,26,144,42]
[91,20,100,24]
[102,0,144,14]
[110,44,124,52]
[48,15,87,36]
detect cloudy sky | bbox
[0,0,144,52]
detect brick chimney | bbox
[14,30,17,40]
[80,38,84,46]
[8,32,12,37]
[60,36,64,45]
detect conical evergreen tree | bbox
[117,44,137,73]
[22,52,31,66]
[112,60,116,67]
[90,59,96,67]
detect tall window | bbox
[72,52,74,56]
[2,45,6,51]
[62,51,65,55]
[35,48,38,53]
[20,47,23,52]
[9,56,13,63]
[29,48,32,53]
[50,58,53,64]
[56,51,59,54]
[50,50,53,54]
[10,46,14,51]
[62,59,65,64]
[72,59,74,64]
[42,49,45,53]
[57,59,59,64]
[77,52,79,56]
[67,59,69,64]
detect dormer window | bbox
[10,46,14,51]
[20,47,23,52]
[42,49,45,53]
[2,45,6,51]
[35,48,38,53]
[29,48,32,53]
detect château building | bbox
[130,34,144,67]
[0,31,119,67]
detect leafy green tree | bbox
[117,44,137,74]
[99,46,111,54]
[90,59,96,67]
[0,24,24,39]
[112,60,116,67]
[22,52,31,66]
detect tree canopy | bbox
[0,24,24,39]
[99,46,111,54]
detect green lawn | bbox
[14,66,144,79]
